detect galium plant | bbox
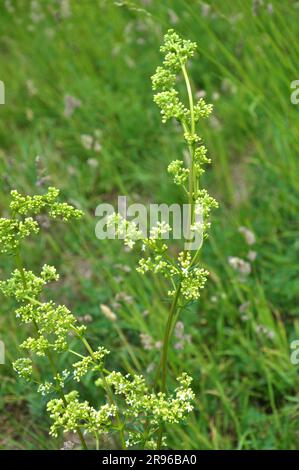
[0,30,217,450]
[108,29,217,447]
[0,187,194,450]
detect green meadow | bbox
[0,0,299,450]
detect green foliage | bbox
[1,0,299,451]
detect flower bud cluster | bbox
[10,187,83,220]
[47,391,117,437]
[73,347,109,382]
[1,187,82,255]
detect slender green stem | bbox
[142,287,181,449]
[181,64,196,239]
[181,65,204,264]
[181,64,195,135]
[156,283,181,449]
[190,245,202,267]
[160,284,182,391]
[15,249,28,288]
[95,432,100,451]
[161,284,181,386]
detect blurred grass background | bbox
[0,0,299,449]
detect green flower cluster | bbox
[96,371,194,447]
[47,391,117,438]
[0,188,84,374]
[173,252,208,301]
[167,160,189,186]
[151,29,212,127]
[0,217,39,254]
[107,212,208,301]
[194,145,211,175]
[0,264,86,355]
[138,251,208,301]
[0,187,82,255]
[13,357,33,381]
[73,347,109,382]
[107,213,143,249]
[154,89,189,124]
[21,301,84,354]
[0,262,84,353]
[10,187,83,220]
[194,98,213,121]
[193,189,218,238]
[0,265,58,301]
[152,30,215,238]
[151,66,176,91]
[160,29,197,71]
[104,371,194,424]
[45,362,194,447]
[151,30,197,125]
[38,370,70,396]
